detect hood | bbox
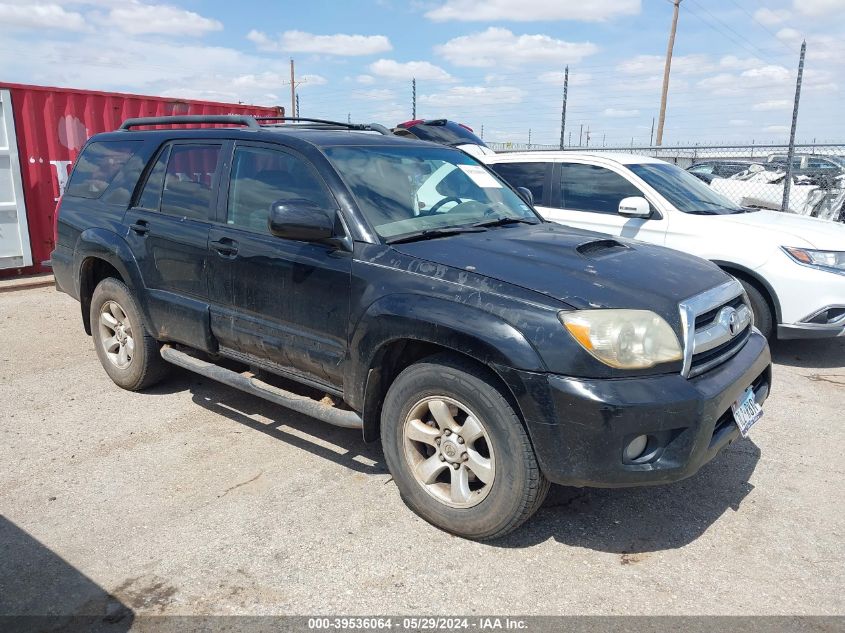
[391,223,728,321]
[714,210,845,250]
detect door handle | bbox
[210,238,239,257]
[129,220,149,236]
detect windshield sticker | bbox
[458,165,502,188]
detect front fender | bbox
[346,293,547,411]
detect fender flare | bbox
[346,294,547,438]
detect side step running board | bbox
[160,345,363,429]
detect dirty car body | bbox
[52,119,771,537]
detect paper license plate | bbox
[731,386,763,438]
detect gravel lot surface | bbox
[1,286,843,618]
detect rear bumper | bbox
[502,331,772,487]
[50,246,75,297]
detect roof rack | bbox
[254,117,392,136]
[119,115,260,131]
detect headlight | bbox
[783,247,845,273]
[559,309,682,370]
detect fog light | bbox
[624,435,649,461]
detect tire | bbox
[381,354,549,540]
[90,277,169,391]
[738,279,774,340]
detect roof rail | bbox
[119,115,260,131]
[254,116,391,136]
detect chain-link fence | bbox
[486,142,845,223]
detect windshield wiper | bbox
[385,226,486,244]
[472,217,538,228]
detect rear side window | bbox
[135,144,221,220]
[66,141,143,199]
[559,163,643,214]
[490,162,547,204]
[226,146,331,233]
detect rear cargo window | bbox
[66,141,143,199]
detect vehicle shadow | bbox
[149,367,759,554]
[0,516,134,631]
[174,367,388,476]
[771,337,845,369]
[493,440,761,554]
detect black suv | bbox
[52,115,772,539]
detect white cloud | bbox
[793,0,845,17]
[617,54,713,76]
[98,2,222,37]
[352,88,395,101]
[719,55,764,71]
[300,74,328,87]
[425,0,640,22]
[603,108,640,118]
[369,59,454,82]
[752,100,791,111]
[753,8,791,26]
[697,64,792,96]
[0,3,87,31]
[248,30,392,56]
[764,125,789,134]
[419,85,524,107]
[436,27,597,68]
[537,71,592,86]
[356,74,375,84]
[729,119,752,126]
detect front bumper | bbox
[501,330,771,487]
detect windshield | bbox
[323,145,539,241]
[402,120,488,147]
[628,162,745,214]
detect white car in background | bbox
[482,152,845,340]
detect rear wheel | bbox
[90,278,168,391]
[738,279,774,340]
[381,354,549,540]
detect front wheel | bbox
[738,279,774,340]
[381,354,549,540]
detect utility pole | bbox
[480,124,484,140]
[579,123,583,147]
[412,78,416,119]
[290,58,296,119]
[586,126,591,147]
[568,131,572,147]
[781,40,806,212]
[559,65,568,150]
[528,128,532,149]
[295,93,300,118]
[347,113,351,124]
[602,133,606,147]
[650,117,655,146]
[656,0,682,146]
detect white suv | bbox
[483,151,845,339]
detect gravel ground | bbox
[1,285,843,618]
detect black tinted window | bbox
[490,162,546,204]
[403,121,487,147]
[226,147,331,233]
[136,146,170,210]
[66,141,142,199]
[160,145,221,220]
[560,163,643,214]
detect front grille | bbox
[679,280,752,378]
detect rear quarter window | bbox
[65,140,143,200]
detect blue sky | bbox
[1,0,843,146]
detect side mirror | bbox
[269,199,335,242]
[618,196,651,218]
[516,186,534,206]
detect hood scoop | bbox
[576,239,630,259]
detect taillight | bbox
[52,196,62,249]
[398,119,424,128]
[458,123,474,132]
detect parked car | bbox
[392,118,494,159]
[52,116,771,540]
[766,153,845,174]
[484,152,845,339]
[687,160,761,184]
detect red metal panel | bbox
[0,82,283,277]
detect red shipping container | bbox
[0,82,282,277]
